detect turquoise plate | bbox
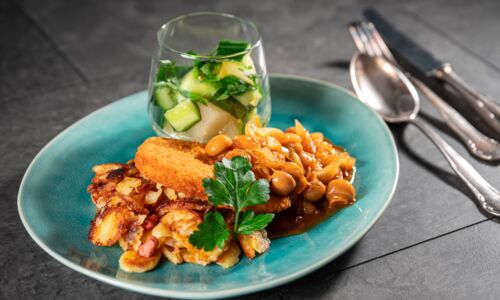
[18,75,398,299]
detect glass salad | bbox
[147,12,271,143]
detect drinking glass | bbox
[147,12,271,143]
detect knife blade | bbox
[363,8,500,135]
[363,8,444,76]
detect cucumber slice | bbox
[154,85,176,110]
[212,97,248,119]
[234,89,262,107]
[180,68,217,98]
[164,100,201,132]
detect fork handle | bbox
[434,64,500,135]
[411,116,500,216]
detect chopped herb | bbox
[179,90,209,105]
[215,39,251,60]
[198,62,221,82]
[156,60,187,82]
[189,157,274,251]
[214,75,255,101]
[249,74,264,97]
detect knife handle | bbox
[434,64,500,135]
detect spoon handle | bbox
[412,79,500,161]
[411,116,500,216]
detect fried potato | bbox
[116,177,142,196]
[92,163,124,176]
[89,207,130,246]
[162,246,184,264]
[216,241,241,268]
[238,230,270,259]
[119,223,145,251]
[151,222,171,244]
[155,199,212,217]
[160,208,202,237]
[119,250,162,273]
[159,208,226,266]
[135,137,216,200]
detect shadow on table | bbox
[389,122,492,219]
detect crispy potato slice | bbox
[162,246,184,264]
[151,222,171,245]
[92,163,124,175]
[120,225,144,251]
[119,250,162,273]
[116,177,142,196]
[238,230,270,259]
[89,207,129,246]
[216,241,241,268]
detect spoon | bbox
[349,21,500,161]
[350,52,500,216]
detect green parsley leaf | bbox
[215,39,251,60]
[189,212,230,251]
[198,62,220,81]
[202,178,232,207]
[189,156,274,252]
[214,157,254,199]
[237,178,270,209]
[156,60,187,82]
[213,75,255,101]
[237,211,274,235]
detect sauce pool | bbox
[267,167,355,239]
[267,201,345,239]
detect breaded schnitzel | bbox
[135,137,216,201]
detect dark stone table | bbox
[2,0,500,299]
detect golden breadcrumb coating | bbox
[135,137,216,200]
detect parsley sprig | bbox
[189,157,274,251]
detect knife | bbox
[364,8,500,135]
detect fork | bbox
[348,22,500,161]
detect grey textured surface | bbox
[2,0,500,299]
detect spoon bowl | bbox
[349,51,500,217]
[350,53,419,123]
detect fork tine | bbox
[349,22,372,55]
[356,23,384,58]
[362,22,398,65]
[350,23,377,56]
[348,23,368,54]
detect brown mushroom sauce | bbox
[206,117,356,238]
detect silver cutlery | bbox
[348,46,500,216]
[363,9,500,135]
[349,22,500,161]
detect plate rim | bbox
[18,73,399,299]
